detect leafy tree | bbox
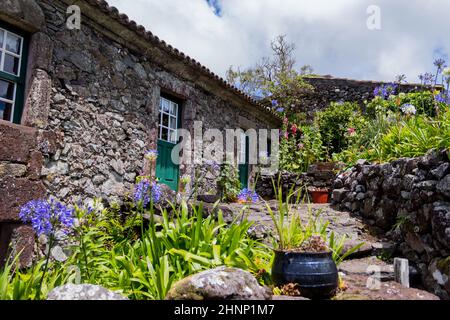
[226,35,314,114]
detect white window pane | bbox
[169,130,178,143]
[169,117,177,130]
[0,79,15,100]
[5,32,21,54]
[3,53,20,75]
[170,102,177,116]
[0,30,4,48]
[0,101,13,121]
[163,99,170,113]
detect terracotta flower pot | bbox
[310,190,329,204]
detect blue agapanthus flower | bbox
[276,107,285,113]
[19,199,74,236]
[134,180,163,206]
[237,188,259,204]
[374,83,397,99]
[419,73,434,85]
[434,58,446,70]
[271,100,279,107]
[435,93,446,103]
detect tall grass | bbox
[264,178,364,265]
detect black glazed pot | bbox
[272,250,339,299]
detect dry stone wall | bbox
[331,150,450,299]
[301,76,429,120]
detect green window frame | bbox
[0,22,29,124]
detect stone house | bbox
[0,0,282,264]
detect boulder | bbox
[197,194,220,203]
[437,174,450,198]
[155,183,178,212]
[47,284,129,300]
[431,202,450,248]
[165,267,272,300]
[200,203,235,223]
[331,188,349,203]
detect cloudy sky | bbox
[108,0,449,83]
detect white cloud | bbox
[108,0,450,83]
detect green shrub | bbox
[366,91,437,118]
[217,163,241,202]
[335,107,450,164]
[280,124,325,173]
[316,102,366,158]
[376,111,450,161]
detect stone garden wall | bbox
[256,162,340,199]
[331,150,450,299]
[301,76,428,120]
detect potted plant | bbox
[308,186,330,204]
[265,183,363,299]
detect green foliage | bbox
[376,112,450,161]
[264,179,363,265]
[336,107,450,164]
[1,200,271,300]
[217,163,241,202]
[280,124,325,173]
[68,202,271,299]
[366,91,437,118]
[316,102,366,158]
[0,253,78,300]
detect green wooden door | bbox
[155,97,180,191]
[238,135,249,189]
[156,140,179,191]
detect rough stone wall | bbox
[331,150,450,299]
[301,76,429,120]
[0,122,59,266]
[35,0,277,204]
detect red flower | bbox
[291,124,298,134]
[348,128,356,136]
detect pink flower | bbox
[298,143,305,150]
[283,117,289,125]
[348,128,356,136]
[284,131,289,139]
